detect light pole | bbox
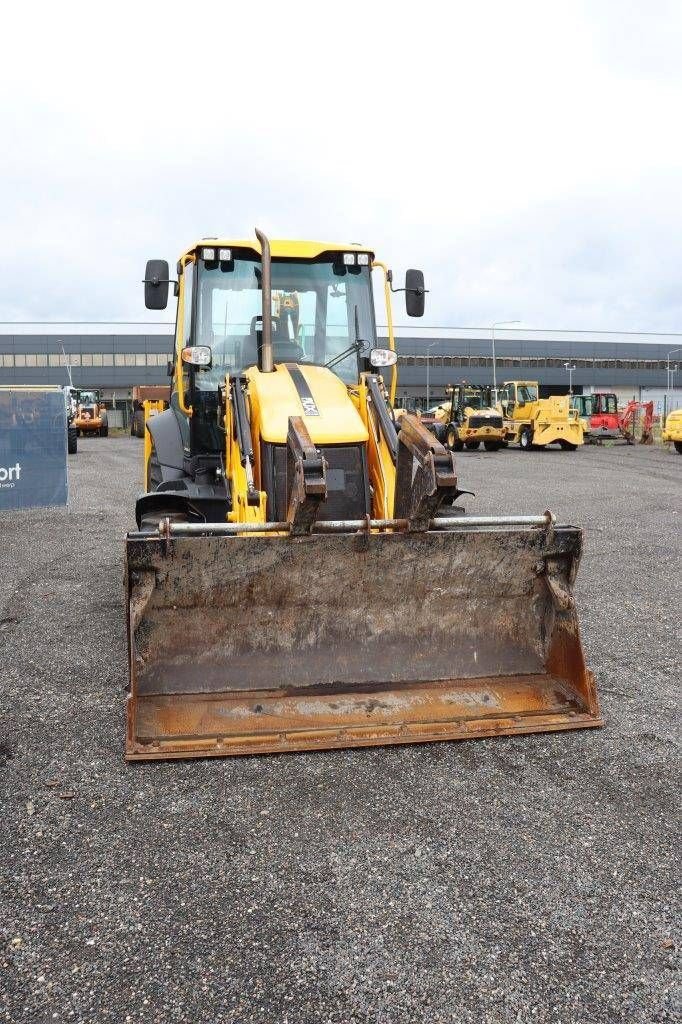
[666,347,682,393]
[491,320,520,401]
[425,340,438,409]
[564,361,576,395]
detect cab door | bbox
[499,383,516,418]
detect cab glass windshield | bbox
[192,254,377,388]
[460,387,491,409]
[517,384,538,403]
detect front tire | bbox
[446,425,463,452]
[464,440,481,450]
[559,440,578,451]
[520,426,534,450]
[674,441,682,454]
[483,440,501,451]
[67,426,78,454]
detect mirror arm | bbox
[143,276,179,298]
[388,284,429,297]
[386,268,429,297]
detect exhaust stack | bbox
[255,228,273,372]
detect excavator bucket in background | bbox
[125,514,601,761]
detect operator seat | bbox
[249,315,306,366]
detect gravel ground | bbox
[1,436,680,1024]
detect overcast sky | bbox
[2,1,681,333]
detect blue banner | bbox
[0,389,68,510]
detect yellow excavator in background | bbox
[124,231,600,760]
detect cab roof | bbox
[180,239,374,262]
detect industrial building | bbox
[0,324,680,424]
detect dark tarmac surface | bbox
[1,437,680,1023]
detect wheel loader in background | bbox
[432,384,506,451]
[498,381,583,450]
[73,389,108,437]
[124,231,601,761]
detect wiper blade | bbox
[325,339,366,370]
[324,304,368,370]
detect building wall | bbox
[0,329,679,407]
[391,335,678,406]
[0,333,172,398]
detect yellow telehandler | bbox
[124,231,600,760]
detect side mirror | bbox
[144,259,170,310]
[405,269,425,317]
[369,348,397,368]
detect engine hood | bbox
[245,363,369,445]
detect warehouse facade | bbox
[0,326,680,415]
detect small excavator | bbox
[571,392,653,444]
[123,230,601,760]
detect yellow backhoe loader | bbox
[124,231,601,761]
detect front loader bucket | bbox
[125,520,601,760]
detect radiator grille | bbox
[469,415,503,429]
[269,443,369,521]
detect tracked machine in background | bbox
[571,392,653,445]
[124,231,601,761]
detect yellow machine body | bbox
[662,408,682,452]
[125,236,600,760]
[435,385,506,451]
[499,382,583,450]
[73,390,108,436]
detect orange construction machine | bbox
[73,389,108,437]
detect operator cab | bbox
[138,236,426,527]
[499,381,538,417]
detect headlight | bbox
[181,346,212,367]
[369,348,398,368]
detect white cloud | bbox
[1,0,681,330]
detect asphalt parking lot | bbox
[1,436,680,1024]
